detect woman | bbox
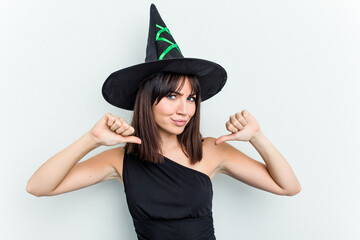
[27,4,301,240]
[26,71,301,239]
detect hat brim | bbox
[102,57,227,110]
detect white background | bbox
[1,0,359,239]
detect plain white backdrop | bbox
[1,0,359,239]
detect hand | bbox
[215,110,261,145]
[89,113,142,146]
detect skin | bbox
[26,76,301,197]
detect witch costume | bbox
[102,3,227,240]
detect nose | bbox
[176,98,188,115]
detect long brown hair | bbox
[124,71,203,165]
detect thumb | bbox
[123,136,142,144]
[215,133,236,145]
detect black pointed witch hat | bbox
[102,3,227,110]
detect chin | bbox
[164,127,186,136]
[172,128,185,135]
[157,122,188,136]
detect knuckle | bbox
[107,113,114,120]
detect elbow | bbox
[26,183,44,197]
[26,184,37,197]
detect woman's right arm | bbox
[26,131,100,197]
[26,113,141,197]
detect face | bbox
[152,77,197,137]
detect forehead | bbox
[174,76,196,94]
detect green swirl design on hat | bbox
[155,24,183,60]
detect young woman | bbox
[27,4,301,240]
[26,72,301,239]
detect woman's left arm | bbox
[248,130,301,195]
[215,110,301,196]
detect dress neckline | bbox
[163,155,212,184]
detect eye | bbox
[188,96,197,102]
[167,94,176,100]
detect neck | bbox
[158,132,181,154]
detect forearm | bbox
[26,131,100,196]
[249,130,301,195]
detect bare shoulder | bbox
[201,136,253,175]
[201,137,225,177]
[201,136,218,154]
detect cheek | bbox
[153,101,173,123]
[190,104,196,117]
[154,102,173,116]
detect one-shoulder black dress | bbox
[123,153,216,240]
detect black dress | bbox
[123,153,216,240]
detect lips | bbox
[172,119,186,126]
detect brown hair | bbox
[124,71,203,165]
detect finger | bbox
[105,113,115,126]
[120,125,135,136]
[226,121,239,133]
[110,118,123,131]
[123,136,142,144]
[114,119,130,133]
[230,115,244,130]
[235,112,247,126]
[242,109,250,120]
[215,134,236,145]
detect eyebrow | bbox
[172,91,197,96]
